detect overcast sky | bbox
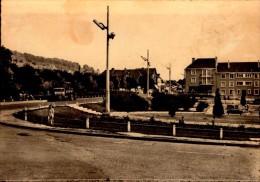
[2,0,260,80]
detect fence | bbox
[23,108,260,140]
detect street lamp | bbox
[93,6,115,114]
[141,50,150,97]
[167,63,171,94]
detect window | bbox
[229,73,234,79]
[248,89,251,94]
[229,89,234,95]
[229,81,234,87]
[220,90,226,95]
[254,89,259,95]
[245,81,252,86]
[221,74,226,79]
[236,73,243,78]
[221,81,226,87]
[237,89,240,94]
[191,70,196,75]
[202,69,206,76]
[191,77,196,83]
[254,81,259,87]
[236,81,243,86]
[255,73,259,79]
[245,73,252,78]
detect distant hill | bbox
[11,50,96,74]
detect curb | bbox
[0,119,259,148]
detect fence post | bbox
[127,121,131,132]
[24,107,27,121]
[220,128,223,139]
[86,117,90,129]
[173,125,176,136]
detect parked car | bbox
[253,98,260,105]
[227,109,243,115]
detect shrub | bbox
[213,88,224,117]
[196,101,209,112]
[110,91,149,111]
[152,92,197,111]
[169,105,177,117]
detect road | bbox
[0,125,259,181]
[0,97,103,111]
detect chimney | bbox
[215,57,218,68]
[228,60,230,69]
[192,58,195,62]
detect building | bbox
[184,58,217,94]
[216,61,260,98]
[102,68,162,92]
[185,58,260,98]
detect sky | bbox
[2,0,260,80]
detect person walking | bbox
[48,105,55,126]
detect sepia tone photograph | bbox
[0,0,260,181]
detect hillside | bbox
[11,50,96,74]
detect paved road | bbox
[0,125,259,181]
[0,97,102,111]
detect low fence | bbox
[22,107,260,140]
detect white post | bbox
[220,128,223,139]
[86,117,90,129]
[127,121,131,132]
[24,107,27,121]
[173,125,176,136]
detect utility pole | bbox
[141,49,150,97]
[167,63,171,94]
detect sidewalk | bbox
[0,109,259,147]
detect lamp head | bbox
[93,19,106,30]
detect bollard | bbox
[220,128,223,139]
[24,107,27,121]
[173,125,176,136]
[86,117,90,129]
[127,121,131,132]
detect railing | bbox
[24,111,260,140]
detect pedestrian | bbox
[48,104,55,126]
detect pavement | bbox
[0,104,260,148]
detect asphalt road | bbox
[0,97,103,111]
[0,125,259,181]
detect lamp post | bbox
[167,63,171,94]
[93,6,115,114]
[141,50,150,97]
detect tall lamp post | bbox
[141,50,150,98]
[167,63,171,94]
[93,6,115,114]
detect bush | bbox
[253,98,260,105]
[196,101,209,112]
[152,92,197,111]
[169,105,177,117]
[110,91,149,111]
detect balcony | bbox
[199,81,213,85]
[200,74,213,78]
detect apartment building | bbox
[216,62,260,98]
[185,58,260,98]
[184,58,217,94]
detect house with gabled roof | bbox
[102,68,162,92]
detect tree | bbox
[213,88,224,117]
[240,90,246,106]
